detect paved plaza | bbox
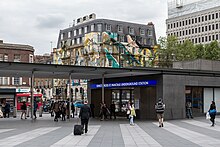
[0,113,220,147]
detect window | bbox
[119,35,125,42]
[14,77,20,85]
[189,19,191,25]
[216,24,218,29]
[202,16,204,22]
[209,25,211,31]
[186,30,188,35]
[74,30,77,36]
[79,28,82,35]
[202,37,204,42]
[129,27,134,34]
[198,17,200,22]
[61,33,64,40]
[202,26,204,32]
[195,28,197,33]
[195,38,198,43]
[192,19,194,24]
[77,38,80,44]
[192,28,194,34]
[91,24,95,31]
[216,13,218,19]
[189,29,191,35]
[106,24,111,31]
[209,36,211,41]
[205,36,208,42]
[205,26,207,31]
[185,20,188,25]
[71,39,75,45]
[171,24,173,28]
[4,54,8,61]
[212,24,215,30]
[0,77,2,85]
[140,29,145,35]
[182,21,184,26]
[168,24,170,29]
[0,54,3,61]
[212,35,215,40]
[205,15,207,21]
[97,24,102,32]
[176,22,178,27]
[216,34,219,40]
[68,31,71,38]
[212,14,215,19]
[174,23,175,28]
[118,25,123,32]
[198,27,201,33]
[14,54,21,62]
[84,26,88,34]
[180,22,182,27]
[195,18,197,23]
[147,29,152,36]
[29,54,33,63]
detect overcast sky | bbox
[0,0,168,55]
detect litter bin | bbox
[13,106,17,118]
[39,106,43,117]
[26,106,30,117]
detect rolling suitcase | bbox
[73,124,83,135]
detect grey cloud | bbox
[35,14,65,29]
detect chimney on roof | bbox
[0,40,3,44]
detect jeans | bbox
[129,116,134,125]
[186,108,193,118]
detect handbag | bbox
[206,112,210,119]
[209,109,217,115]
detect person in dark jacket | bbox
[209,101,216,127]
[33,99,38,119]
[21,101,27,119]
[110,102,116,119]
[4,102,10,118]
[79,101,91,134]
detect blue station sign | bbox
[90,80,157,89]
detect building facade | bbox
[166,0,220,44]
[34,53,53,100]
[57,14,157,68]
[0,40,34,107]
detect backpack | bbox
[156,102,165,113]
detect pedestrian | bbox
[4,102,10,118]
[53,101,60,122]
[50,101,55,117]
[129,103,136,125]
[126,101,131,119]
[71,102,75,118]
[79,101,91,134]
[209,101,217,127]
[21,101,27,119]
[99,102,104,121]
[186,100,193,119]
[110,102,116,119]
[33,98,38,119]
[155,98,165,127]
[61,102,66,121]
[90,103,95,118]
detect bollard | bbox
[27,106,30,117]
[13,106,17,118]
[39,106,43,117]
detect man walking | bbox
[79,101,91,134]
[155,98,165,127]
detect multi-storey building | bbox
[166,0,220,44]
[57,14,157,68]
[34,53,53,100]
[0,40,34,106]
[56,14,157,101]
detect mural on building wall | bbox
[56,32,158,68]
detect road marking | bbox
[120,124,162,147]
[153,122,220,146]
[50,125,100,147]
[182,119,220,131]
[0,127,60,146]
[0,129,14,133]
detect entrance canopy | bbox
[0,61,220,79]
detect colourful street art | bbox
[56,32,158,68]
